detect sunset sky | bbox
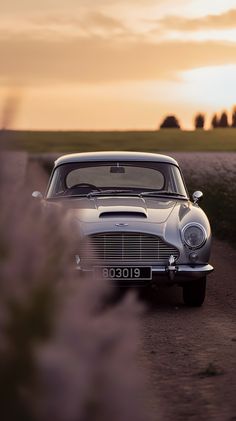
[1,0,236,130]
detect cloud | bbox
[1,32,236,86]
[0,11,128,40]
[0,0,160,14]
[82,12,126,30]
[29,11,126,32]
[158,8,236,32]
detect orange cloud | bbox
[29,11,127,34]
[1,32,236,85]
[0,12,130,44]
[83,12,127,30]
[0,0,161,15]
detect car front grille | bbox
[86,232,179,263]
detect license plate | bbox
[95,266,151,280]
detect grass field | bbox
[3,128,236,153]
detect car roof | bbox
[54,151,179,167]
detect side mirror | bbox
[32,191,43,199]
[192,190,203,204]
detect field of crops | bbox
[3,128,236,153]
[172,153,236,247]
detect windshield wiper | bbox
[88,189,186,198]
[140,191,186,198]
[49,193,88,199]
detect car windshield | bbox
[46,161,188,198]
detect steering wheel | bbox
[68,183,101,191]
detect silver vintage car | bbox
[34,151,213,306]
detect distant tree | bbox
[211,114,219,129]
[231,106,236,128]
[159,115,181,129]
[194,113,205,129]
[218,111,229,128]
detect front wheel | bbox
[182,278,206,307]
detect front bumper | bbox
[152,263,214,282]
[76,261,214,285]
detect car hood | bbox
[46,195,212,264]
[68,196,177,224]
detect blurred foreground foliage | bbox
[0,150,147,421]
[0,285,54,421]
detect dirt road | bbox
[140,239,236,421]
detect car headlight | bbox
[182,223,207,249]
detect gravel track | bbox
[140,239,236,421]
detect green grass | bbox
[3,128,236,153]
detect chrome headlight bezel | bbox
[181,223,207,250]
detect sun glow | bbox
[184,0,236,17]
[182,65,236,109]
[164,29,236,43]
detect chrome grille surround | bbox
[86,232,179,264]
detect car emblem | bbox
[115,223,129,227]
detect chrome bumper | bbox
[153,263,214,282]
[151,254,214,282]
[76,262,214,284]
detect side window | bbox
[169,166,187,195]
[168,166,177,192]
[47,167,67,197]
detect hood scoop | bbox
[99,211,147,219]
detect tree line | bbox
[159,106,236,130]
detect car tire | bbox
[182,278,206,307]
